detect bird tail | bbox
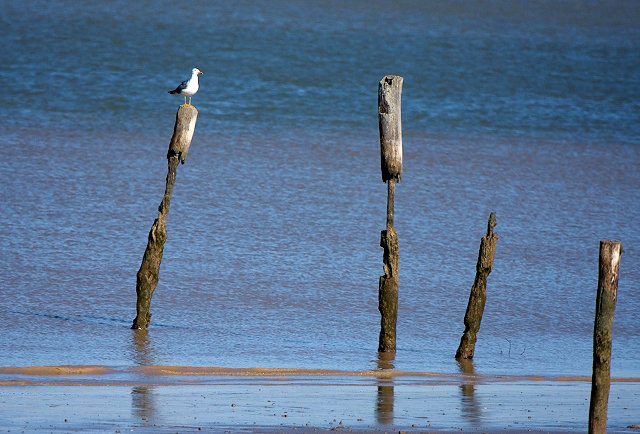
[169,90,178,94]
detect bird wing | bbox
[169,79,189,94]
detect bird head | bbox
[193,68,203,75]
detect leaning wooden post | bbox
[378,75,402,353]
[589,240,622,434]
[132,104,198,329]
[455,212,498,360]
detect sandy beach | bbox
[1,366,638,432]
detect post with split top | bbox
[377,75,403,353]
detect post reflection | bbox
[376,351,395,370]
[131,329,157,424]
[457,358,482,424]
[375,352,395,425]
[131,384,156,422]
[132,328,155,365]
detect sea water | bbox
[0,0,639,378]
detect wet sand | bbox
[1,366,639,432]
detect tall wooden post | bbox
[456,212,498,360]
[589,240,622,434]
[132,105,198,330]
[378,75,403,353]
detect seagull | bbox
[169,68,203,105]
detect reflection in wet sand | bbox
[457,358,482,425]
[131,385,156,422]
[131,330,157,425]
[375,352,395,425]
[376,381,394,425]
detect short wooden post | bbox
[589,240,622,434]
[456,212,498,360]
[378,75,402,353]
[132,105,198,330]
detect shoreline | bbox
[1,370,638,433]
[1,365,639,384]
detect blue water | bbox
[0,0,639,378]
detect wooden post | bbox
[379,224,399,352]
[168,104,199,164]
[132,105,198,330]
[456,212,498,360]
[378,75,402,353]
[378,76,403,183]
[589,240,622,434]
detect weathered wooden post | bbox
[378,75,403,353]
[589,240,622,434]
[132,104,198,329]
[456,212,498,359]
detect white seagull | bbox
[169,68,203,105]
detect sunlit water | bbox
[1,0,639,379]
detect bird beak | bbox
[198,71,203,75]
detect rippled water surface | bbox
[0,0,639,378]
